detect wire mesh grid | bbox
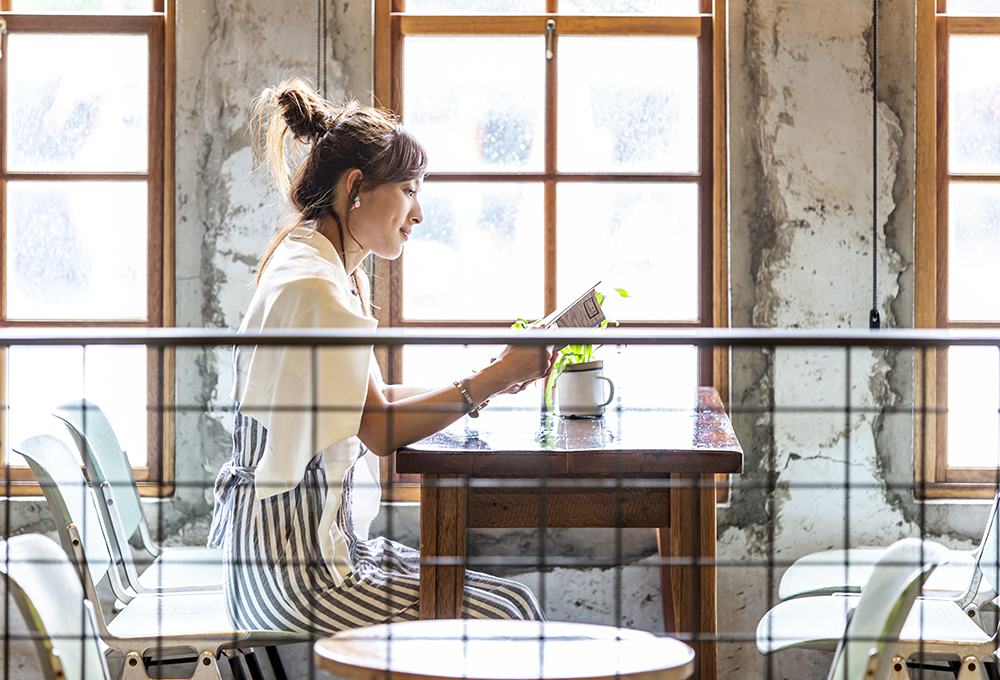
[0,327,996,680]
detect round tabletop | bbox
[313,619,696,680]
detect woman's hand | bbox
[490,342,556,394]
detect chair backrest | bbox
[13,435,117,600]
[974,490,1000,598]
[0,533,111,680]
[52,400,147,546]
[827,538,950,680]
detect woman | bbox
[208,78,553,634]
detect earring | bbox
[352,196,361,210]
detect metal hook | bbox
[0,18,6,61]
[545,19,555,60]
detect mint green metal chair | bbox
[53,399,223,593]
[0,533,113,680]
[15,433,306,680]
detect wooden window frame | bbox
[916,0,1000,498]
[0,1,175,497]
[373,0,728,500]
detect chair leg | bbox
[222,649,248,680]
[266,646,289,680]
[243,649,266,680]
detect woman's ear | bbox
[346,168,363,196]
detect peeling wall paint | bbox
[724,2,988,679]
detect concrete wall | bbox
[3,2,992,680]
[723,1,987,678]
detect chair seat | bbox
[315,620,696,680]
[778,548,978,600]
[138,546,224,590]
[107,589,305,651]
[756,594,992,655]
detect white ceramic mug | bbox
[555,360,615,417]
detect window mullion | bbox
[544,18,557,316]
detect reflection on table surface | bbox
[397,387,743,476]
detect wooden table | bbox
[396,387,743,680]
[314,619,696,680]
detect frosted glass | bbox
[947,346,1000,468]
[5,345,148,468]
[403,344,544,410]
[403,37,545,173]
[402,182,544,321]
[558,37,698,172]
[6,182,148,320]
[948,183,1000,321]
[560,0,699,14]
[7,34,148,172]
[947,1,1000,13]
[405,0,543,11]
[14,0,151,9]
[949,36,1000,173]
[557,183,698,321]
[402,344,698,410]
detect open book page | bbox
[535,282,606,328]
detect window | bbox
[916,0,1000,495]
[374,0,727,496]
[0,0,174,494]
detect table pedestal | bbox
[418,472,717,680]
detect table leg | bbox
[668,473,718,680]
[655,527,677,634]
[419,474,467,619]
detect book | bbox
[535,282,606,329]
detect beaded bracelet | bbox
[453,380,488,418]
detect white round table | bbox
[313,619,696,680]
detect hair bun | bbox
[277,86,330,141]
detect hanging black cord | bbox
[317,0,321,95]
[316,0,328,98]
[323,0,328,97]
[870,0,881,329]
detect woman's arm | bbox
[358,343,554,456]
[382,384,436,401]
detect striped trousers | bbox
[208,411,544,635]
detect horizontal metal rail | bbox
[2,326,1000,348]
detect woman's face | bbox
[352,177,423,260]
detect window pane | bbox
[403,344,543,410]
[560,0,699,14]
[403,37,545,173]
[7,181,148,320]
[947,346,1000,468]
[403,182,544,321]
[13,0,152,9]
[7,34,148,172]
[402,345,698,411]
[559,37,698,173]
[949,36,1000,174]
[601,345,698,408]
[405,0,543,12]
[557,183,698,321]
[5,345,148,468]
[947,1,1000,14]
[948,183,1000,321]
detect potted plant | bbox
[514,288,629,413]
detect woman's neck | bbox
[316,214,366,274]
